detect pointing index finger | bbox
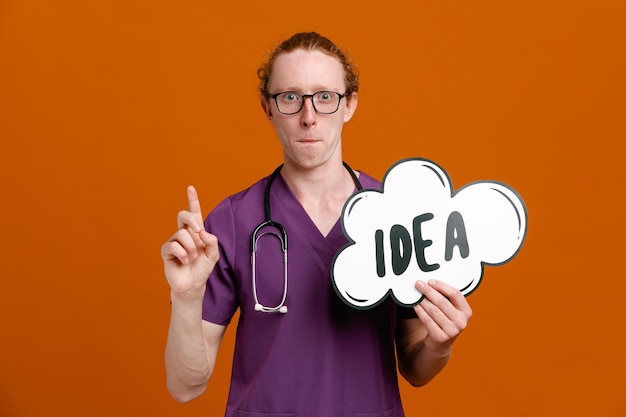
[187,185,204,224]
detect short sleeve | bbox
[202,197,240,326]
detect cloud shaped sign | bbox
[332,158,527,309]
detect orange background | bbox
[1,1,625,416]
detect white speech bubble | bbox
[331,158,527,309]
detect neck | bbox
[279,159,360,237]
[281,160,355,200]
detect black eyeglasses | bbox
[269,91,346,115]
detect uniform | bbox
[202,170,412,417]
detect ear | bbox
[261,97,273,120]
[343,92,358,123]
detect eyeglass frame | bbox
[267,90,348,115]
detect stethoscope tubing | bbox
[250,162,362,314]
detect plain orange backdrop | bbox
[1,1,625,416]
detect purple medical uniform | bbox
[202,170,414,417]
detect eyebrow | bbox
[271,85,341,93]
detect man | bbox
[161,32,472,417]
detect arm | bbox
[161,186,224,403]
[395,279,472,387]
[165,302,225,402]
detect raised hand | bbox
[161,186,219,298]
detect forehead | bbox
[268,49,346,92]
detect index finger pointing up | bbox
[187,185,204,219]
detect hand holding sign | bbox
[332,158,527,309]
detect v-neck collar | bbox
[271,173,350,266]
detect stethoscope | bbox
[251,162,363,314]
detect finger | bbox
[413,303,447,341]
[199,230,218,247]
[415,298,453,331]
[187,185,204,219]
[416,298,469,347]
[416,280,472,317]
[172,228,204,258]
[415,280,449,307]
[426,280,473,317]
[425,280,463,300]
[199,231,220,263]
[161,240,192,265]
[415,281,471,332]
[177,210,204,233]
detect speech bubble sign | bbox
[331,158,527,309]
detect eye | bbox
[281,92,300,102]
[318,92,332,101]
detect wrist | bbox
[170,286,206,306]
[422,338,453,358]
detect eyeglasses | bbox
[269,91,346,115]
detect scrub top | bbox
[203,169,413,417]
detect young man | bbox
[161,32,472,417]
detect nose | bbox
[300,96,317,127]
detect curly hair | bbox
[257,32,359,99]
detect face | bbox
[261,49,358,170]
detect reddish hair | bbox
[258,32,359,99]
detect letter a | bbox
[445,211,469,261]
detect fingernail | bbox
[429,279,437,286]
[416,280,425,289]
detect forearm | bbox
[398,340,451,387]
[165,290,212,403]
